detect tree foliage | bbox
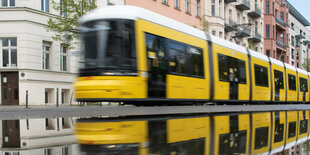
[302,58,310,72]
[46,0,97,47]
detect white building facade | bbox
[287,2,310,70]
[0,0,81,105]
[205,0,265,54]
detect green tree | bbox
[302,58,310,72]
[46,0,97,47]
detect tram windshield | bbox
[80,19,136,76]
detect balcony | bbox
[276,41,287,50]
[235,27,251,38]
[236,0,250,11]
[248,6,262,18]
[248,32,262,43]
[225,0,237,3]
[275,16,286,27]
[225,20,237,32]
[295,34,305,41]
[303,40,310,46]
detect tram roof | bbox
[269,57,284,67]
[80,6,249,54]
[297,68,308,75]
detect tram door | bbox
[274,70,283,101]
[146,33,167,98]
[228,57,239,100]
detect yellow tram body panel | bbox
[297,110,309,140]
[213,114,250,155]
[167,117,210,155]
[271,65,286,101]
[75,120,148,155]
[251,112,271,154]
[137,19,210,100]
[298,73,309,102]
[286,69,298,101]
[271,111,286,150]
[75,76,147,99]
[166,75,208,99]
[286,111,298,144]
[212,44,250,101]
[251,57,271,101]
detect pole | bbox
[26,90,28,108]
[56,88,59,107]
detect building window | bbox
[60,0,67,17]
[291,36,295,46]
[60,45,67,71]
[45,118,55,130]
[62,117,71,129]
[219,0,222,17]
[42,41,51,69]
[291,22,294,30]
[61,89,70,104]
[41,0,49,12]
[1,38,17,67]
[266,50,270,57]
[174,0,179,9]
[186,0,190,13]
[62,147,69,155]
[211,0,215,16]
[212,30,216,35]
[44,148,52,155]
[196,0,200,17]
[280,12,284,21]
[266,25,270,38]
[1,0,14,7]
[265,1,269,14]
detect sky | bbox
[287,0,310,27]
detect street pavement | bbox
[1,104,310,120]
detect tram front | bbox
[75,17,146,102]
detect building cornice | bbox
[286,1,310,26]
[0,7,58,18]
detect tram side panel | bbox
[285,66,298,102]
[297,69,309,102]
[212,44,250,102]
[213,113,250,155]
[270,111,286,154]
[285,111,298,149]
[251,112,271,154]
[251,58,271,102]
[167,117,210,155]
[297,110,309,143]
[138,19,210,101]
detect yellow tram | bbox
[75,6,309,104]
[75,110,310,155]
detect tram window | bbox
[146,33,165,53]
[299,119,308,134]
[274,126,284,143]
[274,70,284,89]
[168,41,186,74]
[187,46,204,77]
[288,74,296,91]
[254,64,268,87]
[288,121,296,138]
[239,60,246,84]
[169,138,204,155]
[219,131,246,154]
[254,127,269,150]
[299,77,308,92]
[218,54,228,81]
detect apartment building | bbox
[287,2,310,70]
[205,0,264,53]
[126,0,204,30]
[263,0,289,63]
[0,0,80,105]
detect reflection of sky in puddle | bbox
[1,111,310,155]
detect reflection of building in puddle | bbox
[0,118,80,155]
[75,110,310,155]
